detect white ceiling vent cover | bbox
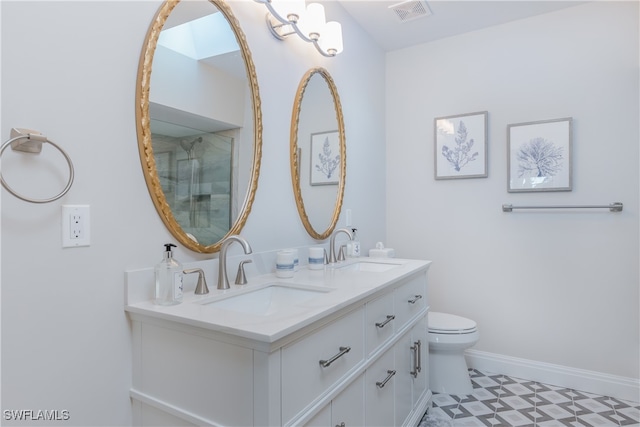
[389,0,432,23]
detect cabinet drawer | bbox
[394,274,427,329]
[365,291,395,356]
[282,307,365,422]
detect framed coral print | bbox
[310,130,340,185]
[507,117,572,192]
[435,111,488,179]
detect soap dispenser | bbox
[154,243,184,306]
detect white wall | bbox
[0,1,385,425]
[387,1,639,383]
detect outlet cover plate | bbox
[62,205,90,248]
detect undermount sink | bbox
[200,283,331,316]
[336,261,401,272]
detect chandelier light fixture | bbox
[254,0,343,57]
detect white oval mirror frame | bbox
[290,67,346,240]
[136,0,262,253]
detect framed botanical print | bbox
[507,117,572,192]
[435,111,488,179]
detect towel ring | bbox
[0,130,75,204]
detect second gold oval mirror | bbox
[136,0,262,253]
[290,68,346,240]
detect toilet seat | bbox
[429,311,477,335]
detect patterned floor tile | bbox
[537,420,569,427]
[537,390,573,405]
[576,412,620,426]
[537,404,575,420]
[434,394,464,407]
[505,383,539,396]
[463,401,496,417]
[495,409,537,426]
[618,406,640,423]
[575,398,618,414]
[501,395,535,411]
[421,369,640,427]
[473,388,502,402]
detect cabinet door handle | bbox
[335,423,345,427]
[408,294,423,304]
[319,346,351,368]
[375,314,395,328]
[410,340,422,378]
[376,369,396,388]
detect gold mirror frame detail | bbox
[136,0,262,253]
[290,67,346,240]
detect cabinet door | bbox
[394,330,413,427]
[304,374,364,427]
[305,403,331,427]
[394,316,428,426]
[365,348,396,427]
[332,374,364,427]
[411,317,429,405]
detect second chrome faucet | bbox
[328,228,353,264]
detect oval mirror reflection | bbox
[290,68,346,240]
[136,0,262,253]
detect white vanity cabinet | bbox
[127,259,431,427]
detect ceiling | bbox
[336,0,585,52]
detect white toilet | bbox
[428,311,479,395]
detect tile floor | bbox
[419,369,640,427]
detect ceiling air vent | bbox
[388,0,432,23]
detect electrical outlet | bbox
[70,214,83,239]
[62,205,90,248]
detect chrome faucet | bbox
[329,228,353,264]
[217,235,252,290]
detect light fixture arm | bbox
[255,0,342,57]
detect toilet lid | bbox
[428,311,477,334]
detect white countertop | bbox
[125,257,431,349]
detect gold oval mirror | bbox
[136,0,262,253]
[290,68,346,240]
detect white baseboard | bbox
[465,349,640,403]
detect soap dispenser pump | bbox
[154,243,183,306]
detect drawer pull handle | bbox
[408,294,423,304]
[375,314,395,328]
[410,340,422,378]
[335,423,345,427]
[376,369,396,388]
[319,346,351,368]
